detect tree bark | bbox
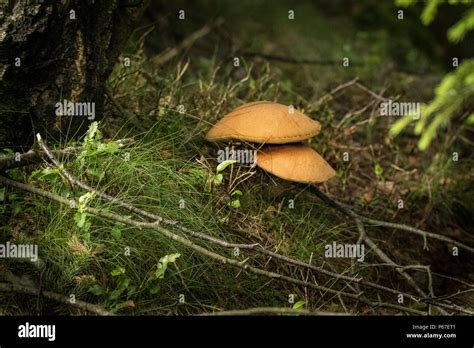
[0,0,147,150]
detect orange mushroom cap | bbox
[256,144,336,183]
[206,101,321,144]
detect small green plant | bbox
[77,121,121,180]
[110,221,125,240]
[374,163,384,180]
[211,159,237,186]
[229,189,242,209]
[292,300,306,310]
[146,253,181,294]
[73,192,95,242]
[88,266,136,313]
[88,253,180,313]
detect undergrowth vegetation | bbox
[1,1,473,315]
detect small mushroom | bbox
[205,101,321,144]
[256,144,336,184]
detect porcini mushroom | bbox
[256,144,336,183]
[205,101,321,144]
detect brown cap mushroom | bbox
[205,101,321,144]
[256,144,336,183]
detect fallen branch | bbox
[308,185,474,315]
[198,307,349,316]
[307,185,474,254]
[150,17,224,68]
[0,138,134,172]
[0,282,113,316]
[242,52,355,66]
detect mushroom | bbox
[205,101,321,144]
[256,144,336,184]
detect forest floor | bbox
[1,2,473,315]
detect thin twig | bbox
[0,138,134,172]
[0,282,113,316]
[308,185,474,253]
[150,17,224,68]
[243,52,356,67]
[314,78,359,108]
[308,185,474,315]
[198,307,349,316]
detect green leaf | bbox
[74,211,87,228]
[216,160,237,173]
[212,173,223,185]
[374,163,383,178]
[88,284,105,296]
[2,148,14,156]
[111,224,122,239]
[231,190,243,196]
[292,300,306,310]
[30,167,61,181]
[466,113,474,125]
[229,199,241,208]
[447,8,474,43]
[109,288,125,300]
[117,277,130,291]
[88,142,120,157]
[154,253,181,279]
[111,267,126,277]
[77,192,95,212]
[420,0,442,25]
[82,231,91,242]
[86,167,104,180]
[149,284,161,294]
[87,122,99,141]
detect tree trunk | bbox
[0,0,146,150]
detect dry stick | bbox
[308,186,474,254]
[357,217,474,253]
[35,135,426,303]
[311,187,434,302]
[0,147,77,172]
[150,17,225,68]
[0,282,113,316]
[0,138,134,172]
[242,53,353,67]
[309,186,474,315]
[314,78,359,108]
[354,82,389,102]
[0,175,428,316]
[198,307,349,316]
[350,210,435,313]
